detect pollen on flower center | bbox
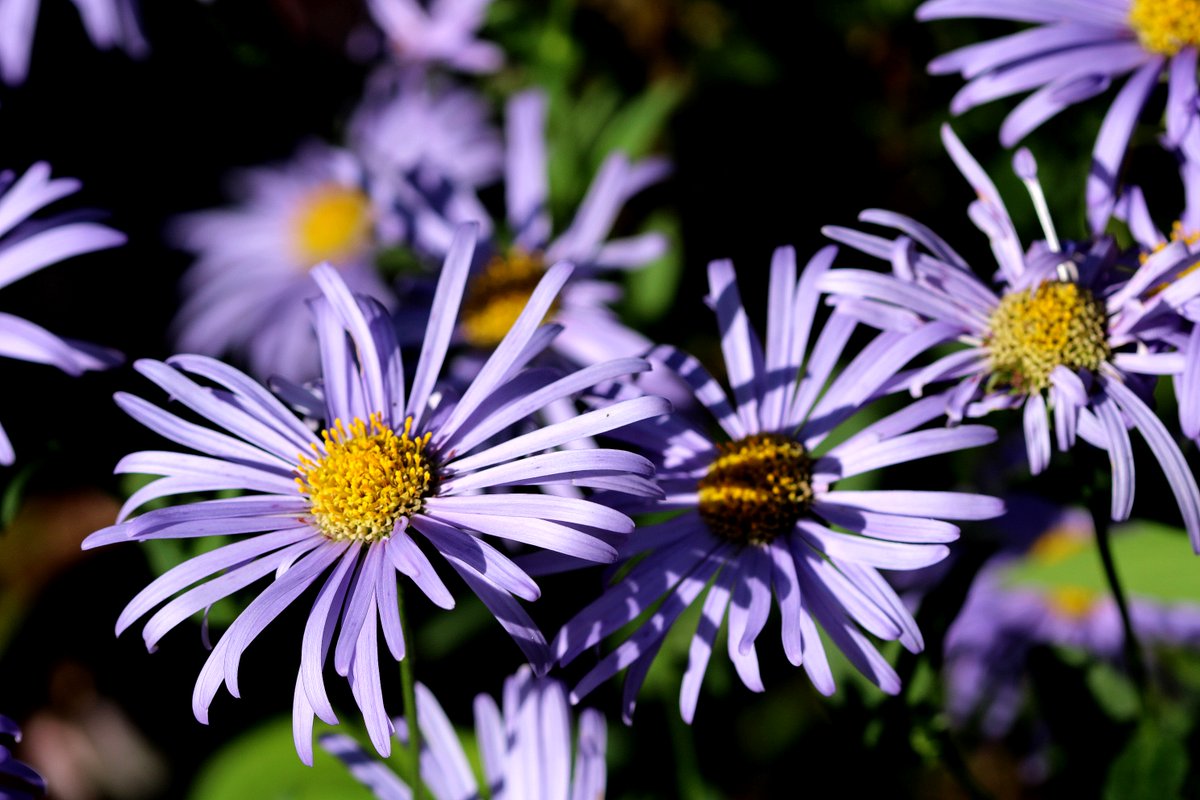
[698,433,812,546]
[460,249,556,348]
[1129,0,1200,56]
[296,414,436,542]
[986,280,1111,394]
[293,184,372,264]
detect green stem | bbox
[396,584,424,800]
[1088,495,1149,695]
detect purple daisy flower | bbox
[0,0,146,86]
[426,89,671,375]
[917,0,1200,230]
[366,0,502,74]
[822,125,1200,549]
[1113,152,1200,441]
[0,162,124,464]
[83,224,669,762]
[321,666,606,800]
[170,143,394,383]
[554,248,1004,721]
[0,716,45,799]
[945,503,1200,737]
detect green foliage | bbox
[188,717,375,800]
[1001,520,1200,604]
[1105,719,1189,800]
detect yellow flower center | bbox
[697,433,812,546]
[1028,525,1088,564]
[1129,0,1200,55]
[986,281,1111,394]
[293,184,373,265]
[296,414,435,542]
[1046,586,1098,619]
[460,249,556,348]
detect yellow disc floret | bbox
[293,183,373,265]
[460,249,556,348]
[1129,0,1200,55]
[1046,586,1098,619]
[986,280,1111,394]
[698,433,812,546]
[296,414,435,542]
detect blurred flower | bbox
[917,0,1200,230]
[366,0,502,73]
[0,0,146,86]
[434,90,671,373]
[84,225,668,762]
[0,162,124,464]
[321,665,606,800]
[823,126,1200,550]
[554,248,1003,721]
[170,143,393,382]
[0,715,45,799]
[350,70,502,196]
[945,503,1200,737]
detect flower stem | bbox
[1086,475,1149,695]
[396,584,424,800]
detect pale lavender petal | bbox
[407,224,476,428]
[301,543,362,727]
[649,344,744,438]
[812,500,960,544]
[797,519,950,570]
[0,222,125,291]
[817,489,1004,520]
[680,566,734,723]
[442,448,653,495]
[708,258,765,432]
[318,733,410,800]
[411,514,541,600]
[822,425,996,479]
[415,682,477,800]
[446,555,552,673]
[334,539,387,676]
[385,527,456,610]
[1094,387,1134,521]
[1088,59,1164,233]
[506,90,552,249]
[347,599,393,756]
[1023,391,1052,474]
[426,494,632,533]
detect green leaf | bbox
[1087,661,1139,722]
[621,212,681,325]
[1001,520,1200,604]
[593,78,687,165]
[1104,720,1188,800]
[188,717,376,800]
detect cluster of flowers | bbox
[6,0,1200,795]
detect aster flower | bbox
[83,224,669,762]
[170,143,394,382]
[945,503,1200,737]
[321,666,606,800]
[0,0,146,86]
[554,248,1004,720]
[917,0,1200,230]
[0,716,45,799]
[822,125,1200,549]
[1113,153,1200,440]
[437,89,671,373]
[0,162,124,465]
[366,0,502,74]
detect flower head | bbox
[84,224,669,762]
[822,125,1200,550]
[170,144,393,382]
[0,0,147,85]
[554,248,1004,721]
[321,666,607,800]
[0,162,124,464]
[917,0,1200,230]
[0,715,45,799]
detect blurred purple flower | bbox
[0,162,124,464]
[424,89,671,378]
[918,0,1200,230]
[0,715,45,799]
[321,666,606,800]
[0,0,146,86]
[946,504,1200,737]
[366,0,502,74]
[170,144,393,383]
[83,225,668,762]
[554,248,1003,721]
[823,125,1200,550]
